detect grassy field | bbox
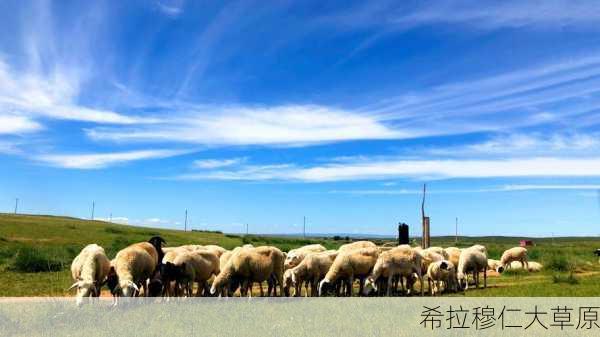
[0,213,599,297]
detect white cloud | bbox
[0,115,42,134]
[193,157,247,169]
[97,216,129,225]
[175,157,600,182]
[156,1,184,17]
[427,133,600,158]
[86,105,404,146]
[36,149,190,169]
[502,184,600,191]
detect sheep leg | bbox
[386,275,393,297]
[258,282,264,297]
[418,272,424,297]
[483,269,487,288]
[348,275,354,296]
[358,277,365,297]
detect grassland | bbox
[0,213,599,297]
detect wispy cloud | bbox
[174,157,600,182]
[0,115,42,134]
[155,0,185,17]
[426,132,600,158]
[193,157,247,169]
[330,184,600,195]
[325,1,600,31]
[37,149,190,169]
[86,105,404,146]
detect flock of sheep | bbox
[68,236,541,305]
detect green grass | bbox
[1,213,599,297]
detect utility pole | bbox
[110,213,112,223]
[246,223,249,235]
[303,216,306,238]
[184,209,188,232]
[14,198,19,214]
[91,201,95,220]
[455,217,458,244]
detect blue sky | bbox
[2,1,600,236]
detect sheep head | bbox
[68,280,96,306]
[318,278,334,296]
[362,277,377,296]
[284,253,301,269]
[117,280,140,297]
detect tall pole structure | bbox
[14,198,19,214]
[246,223,249,235]
[184,209,188,232]
[303,216,306,238]
[110,213,113,223]
[91,201,95,220]
[455,217,458,244]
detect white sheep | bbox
[319,247,379,296]
[470,244,488,256]
[284,244,326,269]
[506,260,543,272]
[487,259,502,272]
[338,240,377,252]
[169,249,220,296]
[69,244,111,306]
[363,245,423,296]
[500,247,528,271]
[424,246,449,260]
[444,247,461,269]
[210,245,284,297]
[456,247,488,291]
[113,245,157,297]
[289,250,338,297]
[426,260,456,295]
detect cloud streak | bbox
[86,105,404,146]
[37,149,190,169]
[175,157,600,182]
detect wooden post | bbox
[421,184,430,248]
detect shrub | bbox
[552,273,579,285]
[105,227,125,234]
[10,247,63,272]
[546,254,572,272]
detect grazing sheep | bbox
[444,247,461,269]
[167,250,220,297]
[426,260,456,295]
[282,269,295,296]
[363,246,423,297]
[500,247,528,271]
[290,250,338,297]
[113,245,157,297]
[210,246,284,297]
[319,247,379,297]
[284,244,327,269]
[456,247,488,291]
[69,244,111,306]
[338,241,377,252]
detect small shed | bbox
[520,240,534,247]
